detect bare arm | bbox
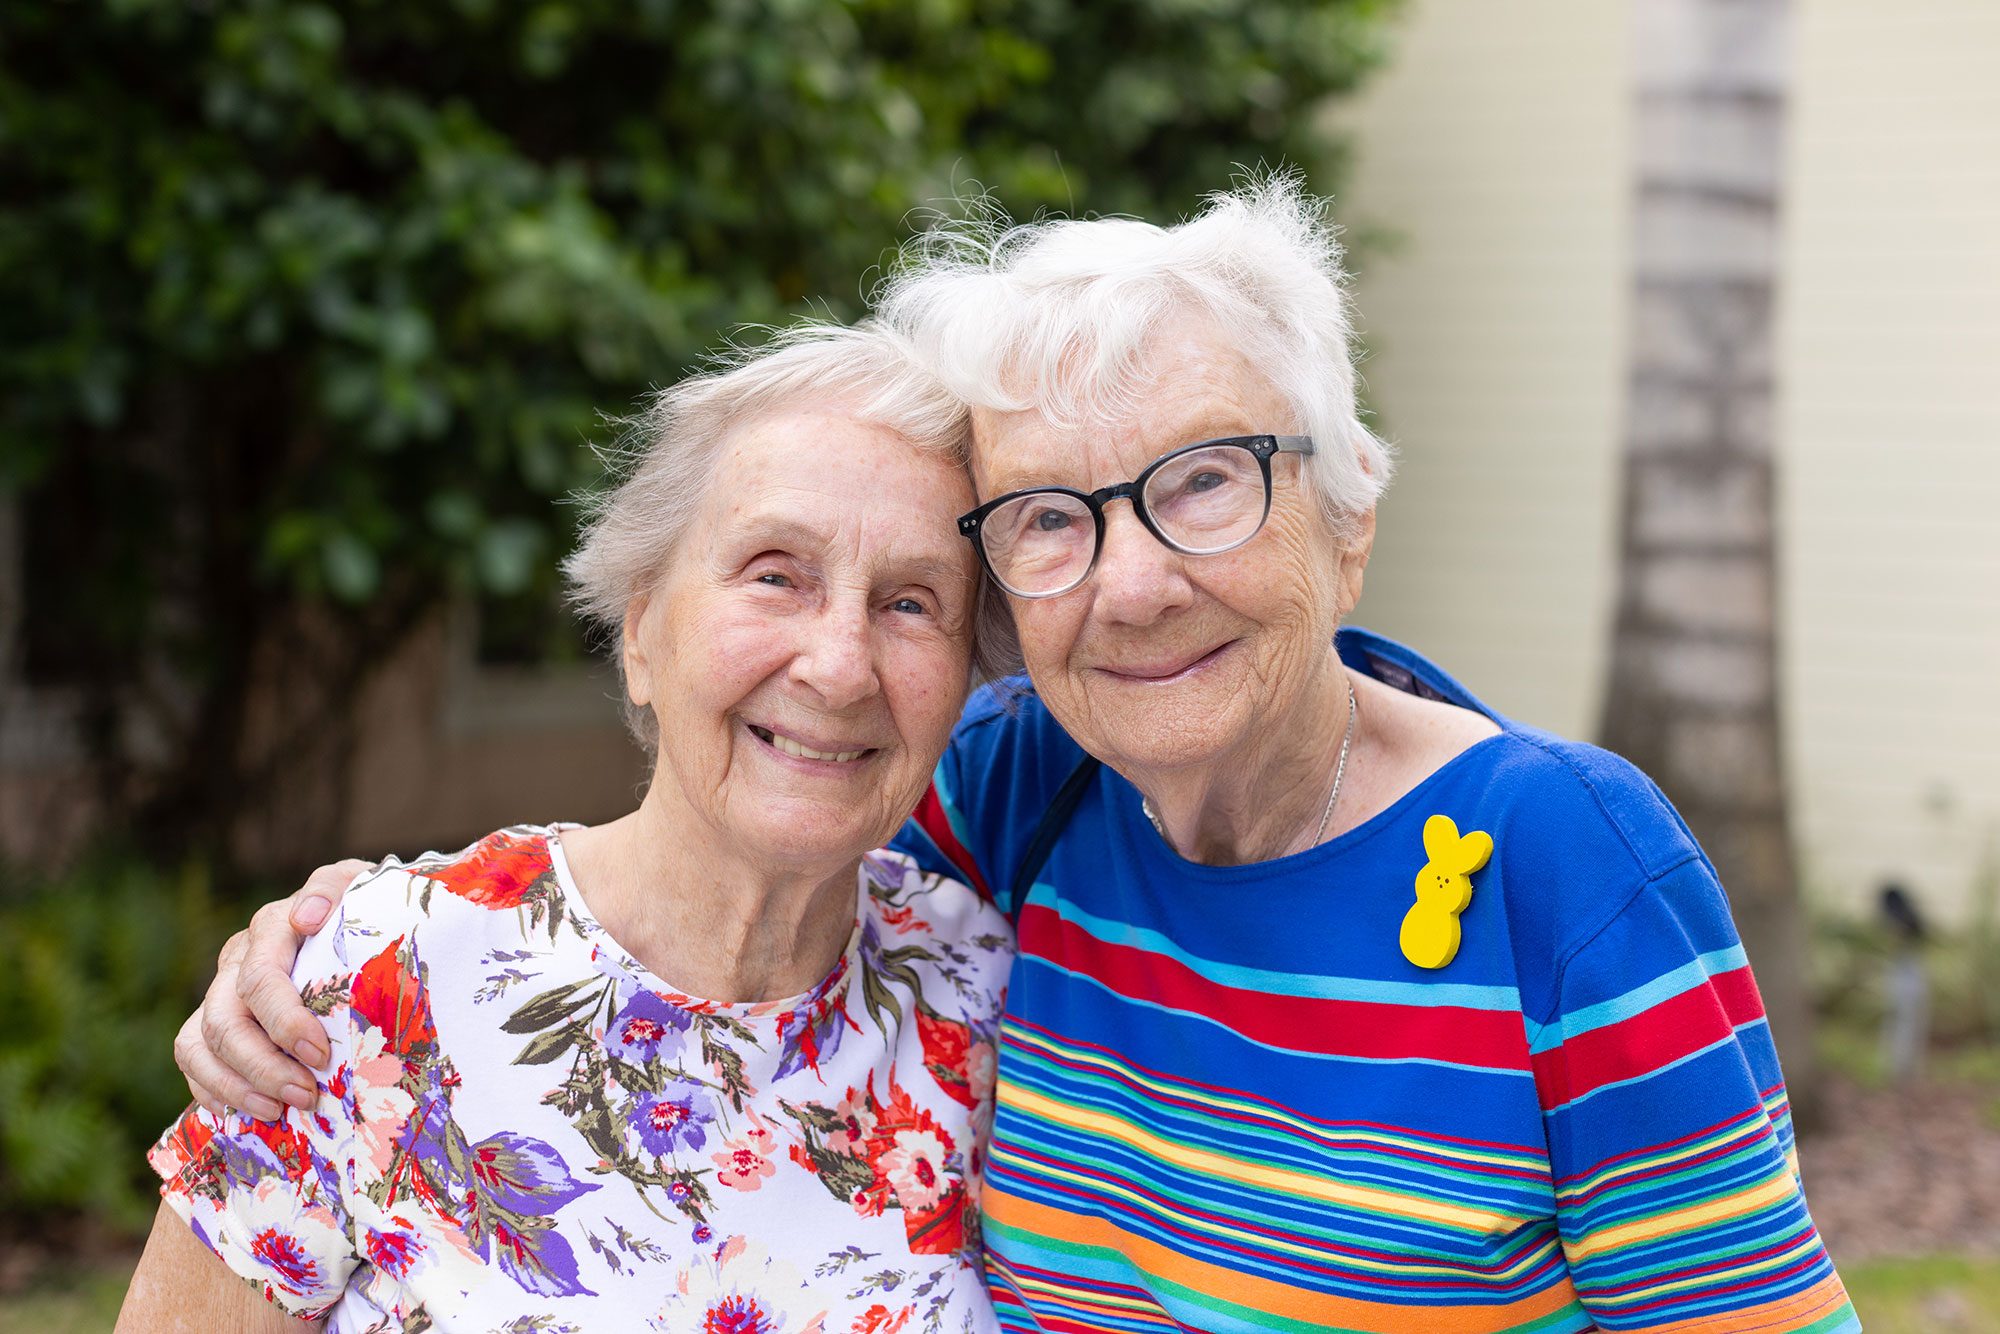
[116,1202,321,1333]
[175,860,368,1118]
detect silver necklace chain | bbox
[1142,671,1358,851]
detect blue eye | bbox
[757,572,791,587]
[890,597,927,615]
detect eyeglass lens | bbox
[978,443,1271,596]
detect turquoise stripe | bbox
[930,758,978,861]
[1016,953,1535,1078]
[1022,885,1523,1012]
[1523,945,1749,1054]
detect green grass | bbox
[1841,1254,2000,1332]
[0,1260,132,1334]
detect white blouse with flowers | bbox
[150,826,1012,1334]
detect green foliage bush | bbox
[0,854,236,1232]
[0,0,1403,867]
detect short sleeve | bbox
[149,918,361,1317]
[1530,860,1859,1333]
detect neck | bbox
[1141,646,1356,865]
[558,791,860,1004]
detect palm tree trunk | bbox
[1600,0,1818,1123]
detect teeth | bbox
[751,726,864,763]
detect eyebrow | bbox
[724,514,968,590]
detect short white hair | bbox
[565,321,1003,752]
[875,172,1392,533]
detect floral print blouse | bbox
[149,826,1013,1333]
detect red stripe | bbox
[1531,966,1768,1109]
[1005,1012,1546,1158]
[912,782,991,901]
[1019,902,1530,1070]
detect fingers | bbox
[175,1007,283,1122]
[177,935,306,1121]
[240,898,330,1076]
[288,858,367,936]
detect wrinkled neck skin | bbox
[1136,640,1358,866]
[556,785,860,1006]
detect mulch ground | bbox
[1798,1075,2000,1263]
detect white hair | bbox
[565,321,1005,752]
[874,172,1392,533]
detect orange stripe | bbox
[985,1189,1583,1334]
[1627,1272,1852,1333]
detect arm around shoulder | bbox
[117,1202,322,1333]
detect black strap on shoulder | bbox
[1008,755,1101,930]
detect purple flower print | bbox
[772,998,847,1081]
[469,1132,600,1215]
[632,1083,711,1156]
[492,1217,596,1298]
[363,1224,426,1280]
[606,990,691,1064]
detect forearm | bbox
[116,1202,322,1334]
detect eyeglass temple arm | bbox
[1272,435,1315,455]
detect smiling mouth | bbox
[1098,641,1236,683]
[747,724,872,764]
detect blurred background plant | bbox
[0,0,1399,879]
[0,854,234,1236]
[0,0,1404,1267]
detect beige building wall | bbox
[1778,0,2000,917]
[1333,1,1628,742]
[1337,0,2000,917]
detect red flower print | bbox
[877,903,929,935]
[902,1183,966,1256]
[350,938,436,1055]
[916,1012,975,1110]
[703,1294,779,1334]
[250,1225,322,1292]
[423,828,553,910]
[711,1115,778,1192]
[851,1305,913,1334]
[363,1223,424,1279]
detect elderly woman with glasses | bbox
[181,178,1854,1334]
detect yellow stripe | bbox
[987,1190,1585,1334]
[1007,1023,1547,1175]
[1634,1271,1851,1334]
[1585,1232,1826,1308]
[988,1137,1563,1282]
[1557,1118,1771,1202]
[1563,1171,1796,1262]
[1005,1080,1521,1234]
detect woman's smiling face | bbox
[970,327,1369,786]
[622,406,979,869]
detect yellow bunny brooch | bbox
[1400,814,1494,970]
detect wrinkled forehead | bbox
[703,405,976,555]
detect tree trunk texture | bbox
[1601,0,1819,1123]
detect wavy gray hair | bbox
[876,172,1392,534]
[565,321,1005,753]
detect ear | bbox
[1422,813,1459,863]
[621,591,657,708]
[1334,506,1376,619]
[1453,829,1494,876]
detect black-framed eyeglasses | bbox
[957,434,1315,599]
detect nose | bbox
[1088,503,1194,625]
[790,599,879,709]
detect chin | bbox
[732,804,885,869]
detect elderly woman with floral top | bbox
[117,326,1013,1333]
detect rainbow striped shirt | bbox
[893,629,1857,1334]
